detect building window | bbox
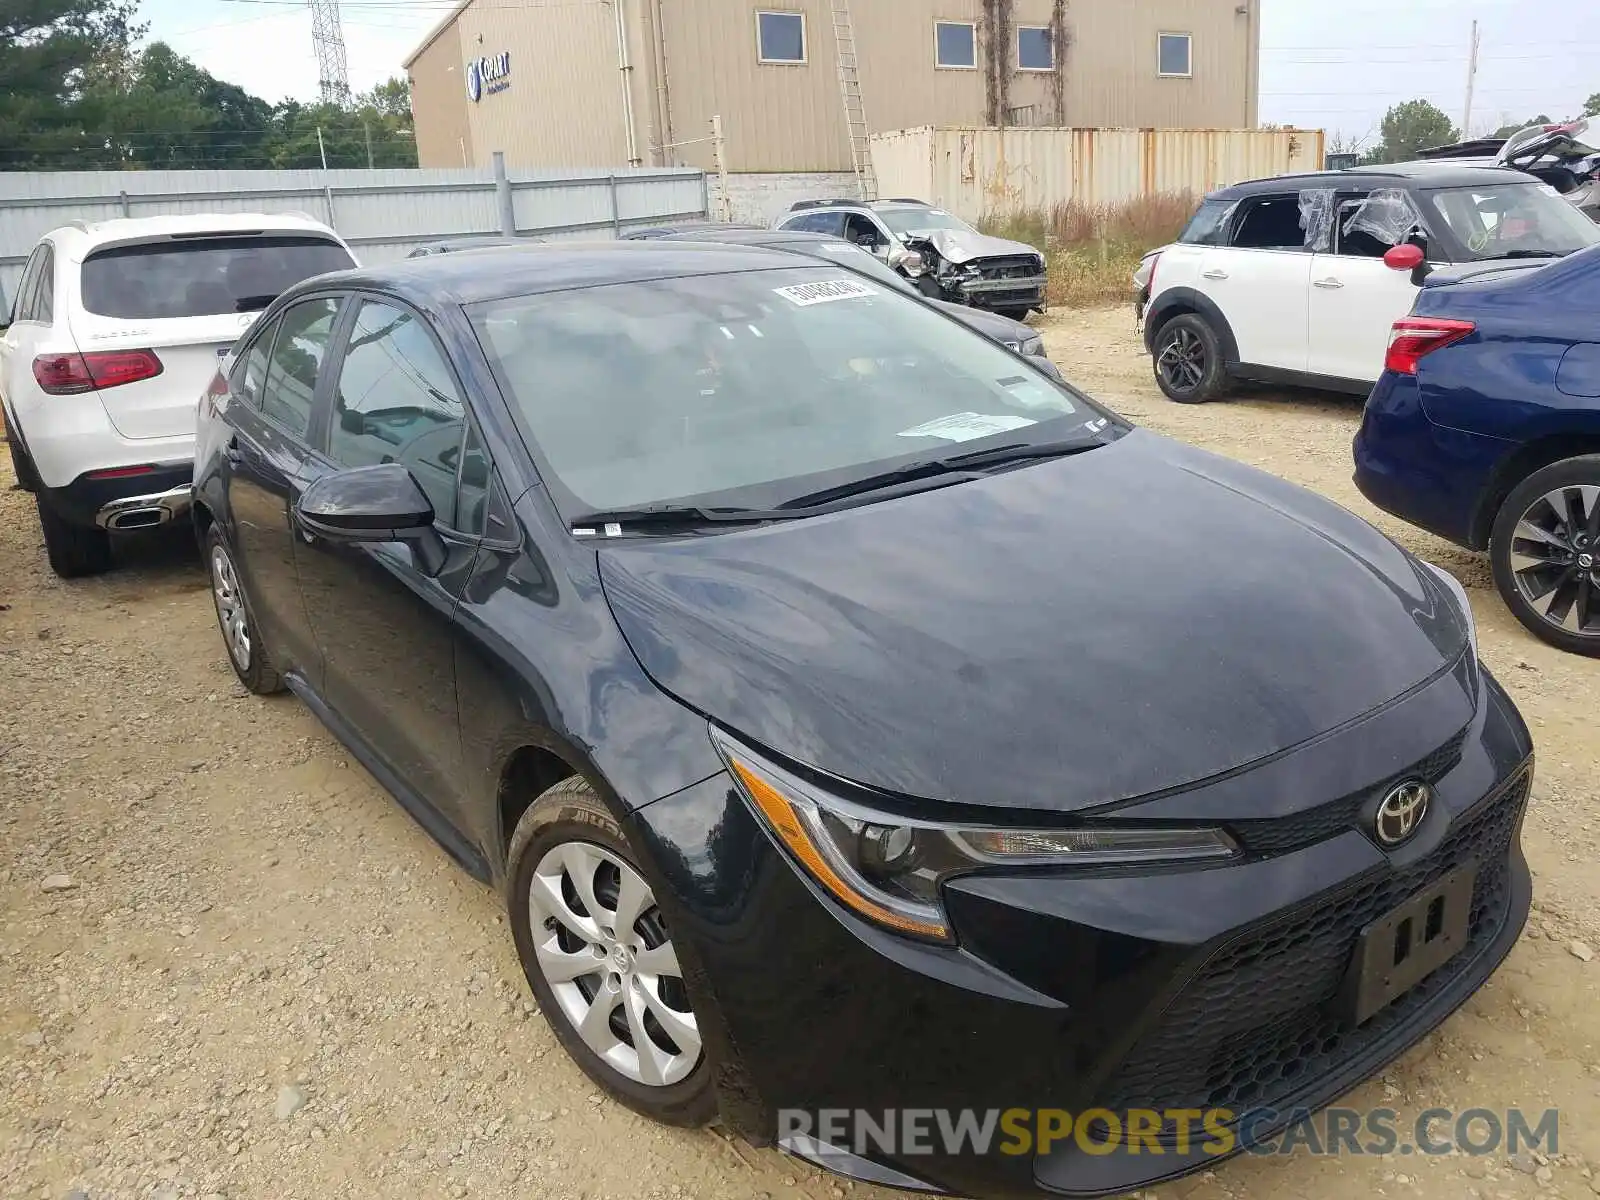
[1158,32,1192,77]
[1017,26,1054,71]
[934,21,977,69]
[756,11,806,64]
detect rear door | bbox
[1307,191,1425,383]
[69,232,355,440]
[224,294,347,687]
[0,246,47,426]
[1202,192,1313,373]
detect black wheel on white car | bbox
[996,306,1033,322]
[36,497,112,578]
[7,433,39,492]
[1152,313,1231,404]
[205,524,285,693]
[1491,455,1600,657]
[506,776,714,1126]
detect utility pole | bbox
[1461,20,1481,139]
[316,126,329,171]
[362,120,374,169]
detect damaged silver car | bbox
[774,198,1047,319]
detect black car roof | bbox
[1208,161,1525,201]
[323,241,821,306]
[661,228,843,248]
[407,237,533,256]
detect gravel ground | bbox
[3,306,1600,1200]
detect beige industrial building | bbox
[405,0,1261,175]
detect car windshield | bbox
[471,267,1108,516]
[1424,183,1600,262]
[80,235,354,319]
[876,207,975,236]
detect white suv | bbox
[1,213,356,576]
[1136,162,1600,404]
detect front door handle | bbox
[1313,278,1345,289]
[224,440,243,466]
[1201,269,1229,281]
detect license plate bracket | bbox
[1343,863,1477,1026]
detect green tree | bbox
[1585,93,1600,118]
[0,0,142,169]
[1365,100,1457,164]
[361,76,412,123]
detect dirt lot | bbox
[4,306,1600,1200]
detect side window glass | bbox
[1229,195,1308,251]
[230,323,276,410]
[330,300,465,527]
[455,422,491,537]
[261,297,340,438]
[12,248,43,324]
[1333,193,1392,257]
[34,248,55,324]
[843,214,883,247]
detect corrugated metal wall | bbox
[870,126,1325,217]
[0,167,707,302]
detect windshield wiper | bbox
[569,504,785,532]
[1497,250,1563,259]
[778,437,1105,510]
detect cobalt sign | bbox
[465,51,511,102]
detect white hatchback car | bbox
[0,213,356,575]
[1136,161,1600,404]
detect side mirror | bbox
[1383,242,1433,285]
[295,462,446,576]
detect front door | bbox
[0,247,47,432]
[292,296,481,824]
[224,295,344,686]
[1201,193,1314,373]
[1307,193,1425,384]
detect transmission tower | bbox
[309,0,351,105]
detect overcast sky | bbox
[143,0,1599,150]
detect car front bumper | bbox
[950,273,1048,310]
[629,661,1532,1198]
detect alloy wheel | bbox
[210,545,252,669]
[1156,326,1206,393]
[526,841,701,1087]
[1507,483,1600,637]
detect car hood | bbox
[904,228,1041,265]
[934,299,1033,343]
[599,431,1469,814]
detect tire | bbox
[1152,313,1231,404]
[507,776,715,1126]
[36,496,112,578]
[7,433,38,492]
[996,306,1034,322]
[1490,454,1600,657]
[914,275,943,300]
[205,524,285,693]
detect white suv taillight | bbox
[32,350,164,395]
[1133,251,1162,293]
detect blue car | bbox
[1354,242,1600,655]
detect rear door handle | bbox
[1313,278,1345,289]
[1201,269,1229,280]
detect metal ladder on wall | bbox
[828,0,877,201]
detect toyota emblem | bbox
[1375,780,1431,846]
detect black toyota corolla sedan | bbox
[193,242,1532,1199]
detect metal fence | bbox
[0,161,709,302]
[871,126,1327,219]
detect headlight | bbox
[1019,333,1045,357]
[899,250,927,277]
[713,730,1239,944]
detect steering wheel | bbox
[1468,228,1492,253]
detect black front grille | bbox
[1229,727,1469,856]
[1098,771,1527,1124]
[976,256,1043,280]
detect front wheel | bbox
[1152,313,1230,404]
[507,777,715,1126]
[1490,455,1600,656]
[996,306,1034,322]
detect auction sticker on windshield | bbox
[774,279,878,306]
[898,413,1038,442]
